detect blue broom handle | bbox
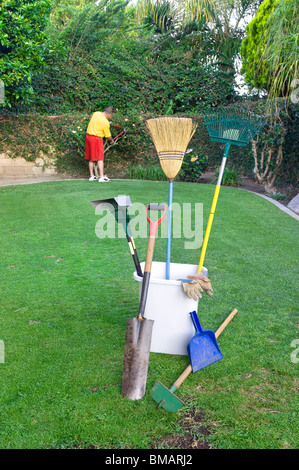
[166,180,173,280]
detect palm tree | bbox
[135,0,263,74]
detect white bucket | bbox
[133,261,208,355]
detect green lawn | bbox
[0,180,298,449]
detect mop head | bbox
[182,274,213,301]
[146,117,197,179]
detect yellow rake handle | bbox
[198,143,230,273]
[198,184,220,272]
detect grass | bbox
[0,179,298,449]
[126,164,167,181]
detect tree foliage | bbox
[26,0,235,114]
[2,0,260,111]
[50,0,91,31]
[0,0,52,105]
[241,0,278,92]
[262,0,298,99]
[136,0,263,74]
[241,0,298,98]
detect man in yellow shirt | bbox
[85,106,116,182]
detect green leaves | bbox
[0,0,52,106]
[179,150,209,182]
[240,0,298,98]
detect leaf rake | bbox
[196,105,265,274]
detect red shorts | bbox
[84,134,104,161]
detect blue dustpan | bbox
[187,311,223,372]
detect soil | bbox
[199,171,264,194]
[151,408,212,450]
[198,171,297,205]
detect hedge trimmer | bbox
[105,124,127,151]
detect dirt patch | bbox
[151,408,212,449]
[199,171,265,194]
[199,171,297,204]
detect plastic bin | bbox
[133,261,208,355]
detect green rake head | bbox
[202,106,265,147]
[151,381,184,412]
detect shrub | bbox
[179,150,209,182]
[268,191,287,201]
[126,164,167,181]
[212,166,243,186]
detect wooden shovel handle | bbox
[144,236,156,273]
[172,309,238,391]
[138,205,166,320]
[138,236,156,319]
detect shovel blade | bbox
[187,332,223,372]
[151,381,184,412]
[122,317,154,400]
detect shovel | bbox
[91,196,143,277]
[122,203,167,400]
[151,308,238,412]
[187,310,223,372]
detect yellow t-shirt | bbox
[86,112,111,138]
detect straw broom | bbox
[146,117,197,279]
[146,117,197,179]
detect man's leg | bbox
[88,160,95,177]
[97,160,104,178]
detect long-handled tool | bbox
[196,106,264,276]
[182,106,265,298]
[151,308,238,412]
[122,203,167,400]
[91,196,143,277]
[146,117,197,280]
[187,310,223,372]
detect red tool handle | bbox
[138,204,167,320]
[110,124,127,141]
[146,204,167,238]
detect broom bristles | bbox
[146,117,197,179]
